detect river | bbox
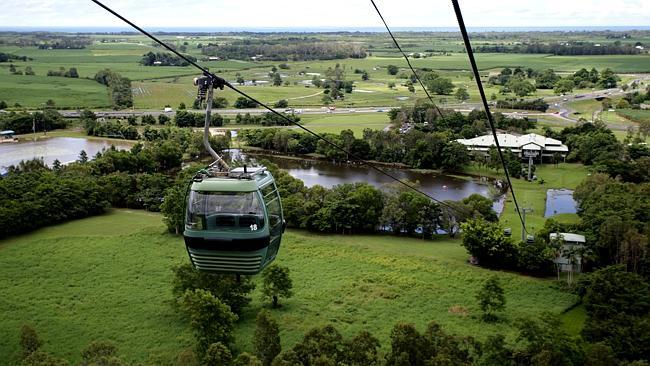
[0,137,134,171]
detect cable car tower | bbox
[183,74,285,274]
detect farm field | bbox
[1,33,649,110]
[616,108,650,123]
[298,112,390,136]
[0,209,578,365]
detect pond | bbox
[232,150,506,213]
[0,137,134,172]
[544,189,578,217]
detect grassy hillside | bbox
[0,210,578,364]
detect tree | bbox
[344,331,381,366]
[598,68,620,88]
[461,217,517,268]
[254,310,281,366]
[20,325,42,359]
[440,141,470,171]
[554,78,575,94]
[387,81,396,89]
[578,265,650,360]
[178,102,186,110]
[127,114,138,126]
[0,100,7,109]
[261,264,293,308]
[211,96,229,109]
[462,194,497,221]
[535,69,559,89]
[477,276,506,321]
[161,184,186,234]
[158,114,170,125]
[78,150,89,164]
[179,289,238,356]
[204,343,232,366]
[172,263,255,316]
[292,325,344,365]
[426,77,454,95]
[274,99,289,108]
[24,66,35,75]
[387,65,399,75]
[475,334,514,366]
[508,79,536,97]
[141,114,156,125]
[516,315,585,366]
[455,87,469,101]
[361,71,369,81]
[272,73,282,86]
[66,67,79,78]
[233,353,263,366]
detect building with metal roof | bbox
[550,232,586,273]
[456,133,568,160]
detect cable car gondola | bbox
[183,75,285,274]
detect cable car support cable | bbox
[450,0,528,234]
[369,0,443,117]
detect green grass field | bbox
[2,35,649,109]
[465,163,589,241]
[616,108,650,123]
[0,73,110,109]
[0,210,578,365]
[299,113,390,136]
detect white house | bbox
[456,133,569,161]
[550,232,586,273]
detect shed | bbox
[550,232,586,273]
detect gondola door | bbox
[261,182,283,262]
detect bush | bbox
[477,276,506,321]
[203,342,232,366]
[274,99,289,108]
[81,340,120,364]
[234,97,259,109]
[234,352,263,366]
[20,325,42,359]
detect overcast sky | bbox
[1,0,649,29]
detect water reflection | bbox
[0,137,133,170]
[229,150,505,213]
[544,189,578,217]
